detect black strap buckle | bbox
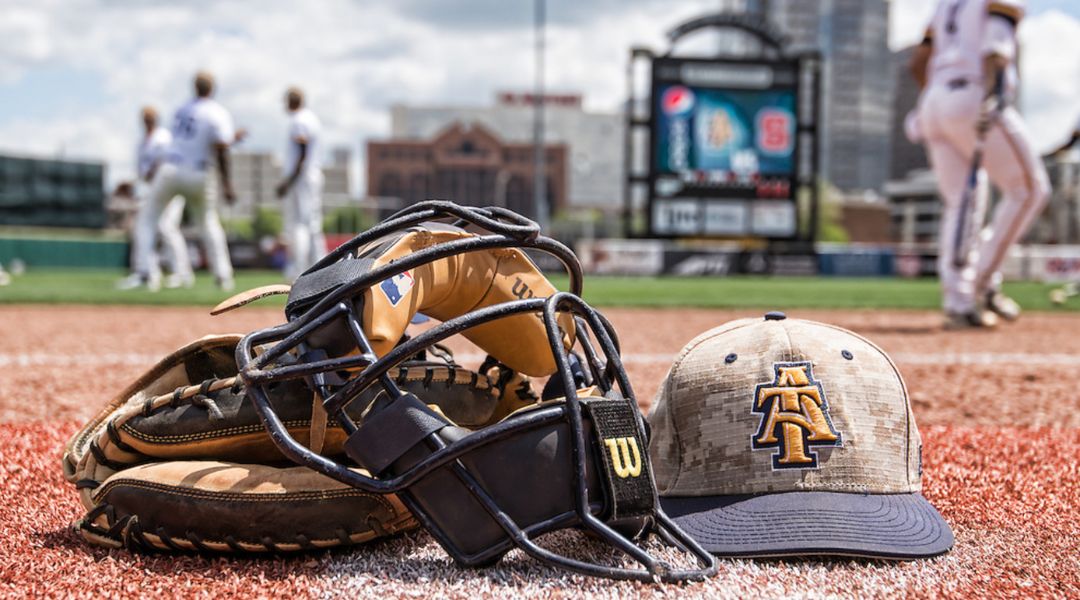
[344,392,450,475]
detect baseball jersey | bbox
[136,126,172,181]
[924,0,1024,88]
[166,98,235,172]
[284,108,322,177]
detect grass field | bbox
[0,267,1073,311]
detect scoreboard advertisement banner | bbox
[648,56,802,239]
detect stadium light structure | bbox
[533,0,548,228]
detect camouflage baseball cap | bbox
[647,312,953,559]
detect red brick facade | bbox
[367,122,567,219]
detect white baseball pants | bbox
[283,171,326,281]
[130,182,186,279]
[918,82,1050,313]
[147,163,233,282]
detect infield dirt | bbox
[0,305,1076,598]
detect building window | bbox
[408,174,429,203]
[506,176,531,218]
[378,173,403,199]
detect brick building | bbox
[367,122,567,220]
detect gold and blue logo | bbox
[751,361,842,470]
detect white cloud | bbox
[0,0,719,191]
[0,0,1076,190]
[0,6,54,83]
[889,0,936,50]
[1019,10,1080,151]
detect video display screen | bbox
[653,85,796,199]
[646,57,804,238]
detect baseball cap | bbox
[647,312,953,559]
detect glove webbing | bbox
[141,377,241,419]
[140,376,329,454]
[112,363,497,473]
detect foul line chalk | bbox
[3,351,1080,368]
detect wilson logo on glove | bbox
[510,276,535,299]
[751,362,842,469]
[604,437,643,478]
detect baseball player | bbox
[276,87,326,281]
[911,0,1050,328]
[152,72,240,291]
[118,107,176,291]
[0,262,9,287]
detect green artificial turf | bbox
[0,269,290,307]
[0,268,1074,312]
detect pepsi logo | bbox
[661,86,695,115]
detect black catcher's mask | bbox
[236,201,716,582]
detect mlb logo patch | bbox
[380,271,414,306]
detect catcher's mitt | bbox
[62,333,535,552]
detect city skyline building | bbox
[768,0,893,193]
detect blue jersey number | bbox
[173,112,196,140]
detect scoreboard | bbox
[647,56,805,239]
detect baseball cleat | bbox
[985,291,1021,321]
[943,309,999,330]
[1050,283,1078,306]
[116,273,148,291]
[164,274,195,289]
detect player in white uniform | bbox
[276,87,326,281]
[118,108,187,293]
[151,72,239,291]
[911,0,1049,328]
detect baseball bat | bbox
[952,69,1006,269]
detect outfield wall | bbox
[2,232,1077,282]
[576,239,1080,281]
[0,232,127,268]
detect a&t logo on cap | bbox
[751,361,842,470]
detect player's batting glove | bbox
[977,75,1005,135]
[976,107,995,136]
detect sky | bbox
[1,0,1078,192]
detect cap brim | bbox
[661,491,954,560]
